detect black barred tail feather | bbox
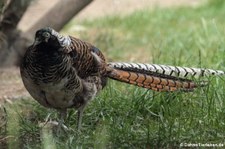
[107,68,202,92]
[108,62,225,78]
[106,62,224,92]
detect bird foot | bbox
[39,120,69,135]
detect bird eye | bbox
[43,32,50,38]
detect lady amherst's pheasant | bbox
[20,27,225,130]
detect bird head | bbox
[33,27,53,46]
[33,27,71,48]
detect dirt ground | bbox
[18,0,201,32]
[1,0,202,104]
[0,67,29,104]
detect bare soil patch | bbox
[0,68,29,104]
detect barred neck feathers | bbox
[50,28,71,48]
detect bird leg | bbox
[77,103,87,131]
[56,109,68,133]
[39,109,68,135]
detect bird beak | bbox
[33,39,41,46]
[44,38,49,42]
[32,39,42,48]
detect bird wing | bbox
[67,36,107,78]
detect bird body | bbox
[20,27,225,130]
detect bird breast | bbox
[41,77,76,108]
[23,56,83,108]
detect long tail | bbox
[108,62,225,78]
[106,62,225,92]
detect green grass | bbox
[1,0,225,148]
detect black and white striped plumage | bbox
[109,62,225,78]
[20,27,225,130]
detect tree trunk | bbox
[27,0,93,35]
[0,0,93,67]
[0,0,31,35]
[0,0,32,66]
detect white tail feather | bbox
[108,62,225,78]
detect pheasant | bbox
[20,27,225,130]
